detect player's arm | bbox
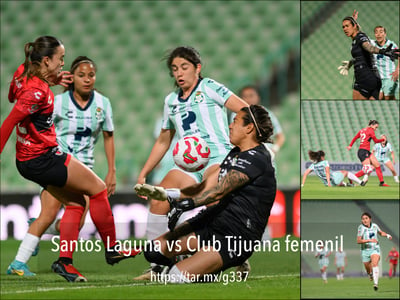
[137,128,175,184]
[370,132,385,144]
[378,230,392,240]
[301,168,312,187]
[1,105,29,154]
[347,131,360,149]
[325,166,331,187]
[391,150,395,164]
[103,131,116,196]
[224,94,248,113]
[362,41,399,60]
[357,235,377,244]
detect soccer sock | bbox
[15,233,40,263]
[336,274,340,280]
[355,170,364,178]
[375,166,384,183]
[59,206,84,259]
[348,172,362,184]
[372,266,379,285]
[394,176,399,182]
[146,212,168,268]
[44,219,60,235]
[167,265,190,283]
[89,189,117,248]
[322,271,327,281]
[389,268,392,278]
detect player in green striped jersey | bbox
[135,46,248,280]
[372,136,399,183]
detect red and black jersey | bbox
[349,127,385,151]
[388,250,399,261]
[1,64,57,161]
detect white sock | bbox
[146,212,168,268]
[348,172,362,184]
[394,176,399,182]
[166,265,190,284]
[15,233,40,263]
[336,274,340,280]
[322,271,327,281]
[44,219,59,235]
[372,266,379,285]
[341,273,344,279]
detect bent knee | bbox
[144,241,174,266]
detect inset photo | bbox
[301,100,399,199]
[301,200,399,299]
[301,1,399,100]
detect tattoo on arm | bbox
[362,42,380,54]
[193,169,250,207]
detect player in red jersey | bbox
[386,247,399,278]
[1,36,138,282]
[347,120,388,186]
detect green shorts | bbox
[361,248,380,262]
[377,157,391,164]
[381,78,399,97]
[319,258,329,269]
[331,171,345,186]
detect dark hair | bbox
[374,25,386,33]
[64,56,97,92]
[240,105,273,143]
[362,212,371,219]
[368,120,379,126]
[238,85,260,98]
[165,46,202,87]
[308,150,325,163]
[19,36,63,81]
[343,16,360,31]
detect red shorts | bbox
[390,259,398,265]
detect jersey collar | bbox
[69,89,94,111]
[177,78,202,102]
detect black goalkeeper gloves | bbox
[167,197,195,231]
[379,44,400,61]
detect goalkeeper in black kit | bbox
[135,105,276,283]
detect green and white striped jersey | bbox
[357,223,381,251]
[373,142,393,161]
[371,39,399,79]
[162,78,233,157]
[53,90,114,168]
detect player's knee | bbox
[144,241,174,266]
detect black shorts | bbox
[16,148,71,189]
[353,67,381,100]
[357,149,371,163]
[188,207,253,270]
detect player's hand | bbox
[379,44,400,62]
[133,184,168,201]
[390,69,399,82]
[338,61,351,76]
[346,146,352,151]
[167,198,195,231]
[352,10,358,20]
[370,238,378,243]
[55,71,73,87]
[386,234,392,240]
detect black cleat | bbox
[373,285,378,291]
[51,260,87,282]
[105,248,141,265]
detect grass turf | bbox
[301,176,399,199]
[0,237,299,299]
[301,277,400,299]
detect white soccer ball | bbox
[173,136,211,172]
[362,164,374,174]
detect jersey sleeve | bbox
[349,131,360,147]
[161,97,174,130]
[307,163,315,171]
[14,87,47,115]
[102,97,114,132]
[357,225,364,237]
[203,78,233,106]
[357,32,370,44]
[266,109,282,135]
[230,150,268,180]
[387,143,393,152]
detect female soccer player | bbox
[301,150,361,187]
[1,37,130,282]
[338,14,399,100]
[135,46,248,279]
[315,244,331,283]
[135,105,276,283]
[372,136,399,183]
[385,247,399,278]
[334,249,347,280]
[347,120,388,186]
[357,212,392,291]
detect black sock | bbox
[59,257,73,265]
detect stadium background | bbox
[301,200,399,277]
[301,1,400,100]
[1,1,300,240]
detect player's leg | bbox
[369,155,388,186]
[341,266,345,279]
[341,170,361,185]
[370,254,380,290]
[352,89,368,100]
[321,265,328,283]
[336,267,340,280]
[7,190,62,276]
[389,262,393,278]
[384,161,398,182]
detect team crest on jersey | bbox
[193,91,205,103]
[95,107,102,120]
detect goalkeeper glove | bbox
[338,61,352,76]
[379,44,400,62]
[167,198,195,231]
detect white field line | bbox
[1,274,299,294]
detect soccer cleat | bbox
[369,273,373,281]
[373,285,378,291]
[27,218,40,256]
[6,260,36,276]
[346,183,354,187]
[379,183,389,187]
[360,175,368,186]
[236,259,251,280]
[133,265,165,281]
[51,260,87,282]
[105,248,142,265]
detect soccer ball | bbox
[173,136,211,172]
[362,164,374,174]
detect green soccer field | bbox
[301,176,400,199]
[301,277,400,299]
[0,238,300,299]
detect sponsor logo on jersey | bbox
[34,91,42,100]
[193,91,205,103]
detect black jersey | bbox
[204,144,277,241]
[351,32,379,76]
